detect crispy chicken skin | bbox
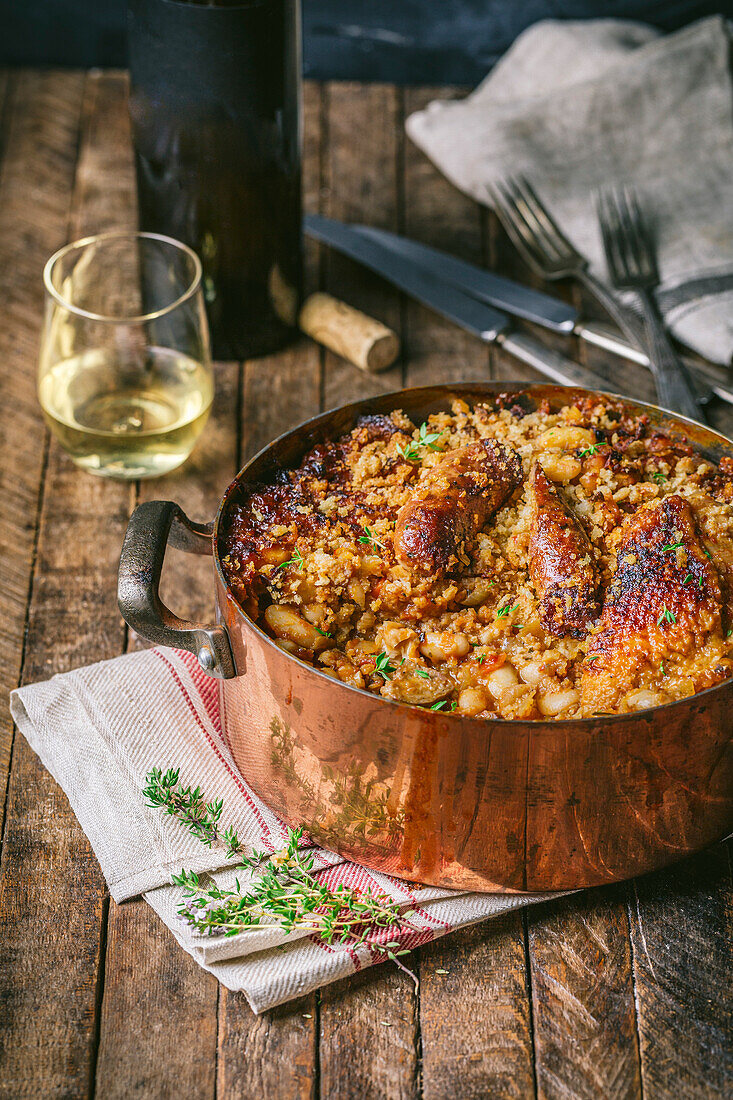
[528,461,599,637]
[394,439,522,574]
[581,494,725,711]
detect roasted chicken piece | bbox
[528,461,599,637]
[394,439,522,574]
[581,494,725,711]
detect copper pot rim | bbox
[212,380,733,731]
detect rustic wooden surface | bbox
[0,71,730,1100]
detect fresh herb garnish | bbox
[358,526,386,551]
[682,574,694,585]
[278,547,304,570]
[657,604,676,627]
[661,541,683,553]
[652,471,667,484]
[586,653,602,662]
[415,669,430,679]
[395,422,444,462]
[144,768,243,856]
[374,651,396,680]
[145,769,418,985]
[496,603,519,619]
[315,626,332,638]
[416,422,443,451]
[578,442,607,457]
[430,700,456,711]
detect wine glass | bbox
[39,231,213,479]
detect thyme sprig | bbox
[144,768,245,856]
[395,422,444,462]
[144,769,418,985]
[359,525,386,551]
[278,547,305,570]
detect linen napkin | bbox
[406,16,733,367]
[9,647,559,1014]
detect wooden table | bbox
[0,70,730,1100]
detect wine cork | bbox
[299,292,400,373]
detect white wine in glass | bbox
[40,232,213,479]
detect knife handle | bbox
[497,332,615,393]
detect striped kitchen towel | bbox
[10,647,559,1014]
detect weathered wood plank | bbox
[526,889,642,1100]
[78,69,221,1100]
[215,80,324,1096]
[217,994,317,1100]
[321,83,404,407]
[628,845,732,1100]
[318,967,419,1100]
[402,87,490,388]
[401,87,535,1098]
[420,915,535,1100]
[0,70,85,840]
[0,69,126,1100]
[316,82,420,1099]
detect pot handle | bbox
[117,500,237,679]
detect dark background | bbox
[3,1,730,82]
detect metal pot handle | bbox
[117,500,237,679]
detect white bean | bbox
[264,605,330,651]
[420,631,471,663]
[458,687,488,716]
[538,688,579,716]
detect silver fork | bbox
[596,185,704,423]
[488,174,716,409]
[488,174,649,353]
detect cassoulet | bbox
[221,394,733,720]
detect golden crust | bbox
[221,396,733,720]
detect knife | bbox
[307,215,733,406]
[306,214,617,393]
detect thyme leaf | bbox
[278,547,304,570]
[358,526,386,551]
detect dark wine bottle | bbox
[127,0,302,359]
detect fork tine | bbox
[615,186,645,280]
[596,188,622,284]
[502,175,564,262]
[488,180,549,273]
[626,185,658,283]
[515,175,573,254]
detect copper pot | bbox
[117,383,733,893]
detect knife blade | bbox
[353,222,578,333]
[306,215,733,407]
[306,214,615,392]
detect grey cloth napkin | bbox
[406,16,733,367]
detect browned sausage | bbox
[528,461,599,637]
[394,439,522,574]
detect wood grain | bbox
[1,70,732,1100]
[629,845,732,1100]
[0,70,85,839]
[318,967,419,1100]
[321,82,404,406]
[402,87,491,388]
[420,915,535,1100]
[400,86,536,1097]
[527,889,642,1100]
[0,69,129,1099]
[212,78,326,1098]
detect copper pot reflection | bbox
[118,383,733,892]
